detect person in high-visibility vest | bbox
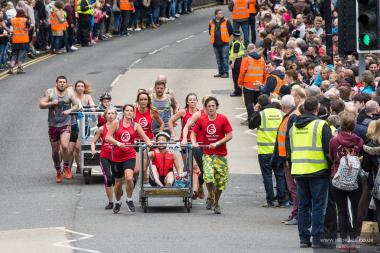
[248,0,258,44]
[238,43,266,120]
[118,0,134,36]
[77,0,94,46]
[272,95,299,225]
[229,30,245,97]
[228,0,249,47]
[209,8,233,78]
[5,8,32,74]
[262,66,286,98]
[50,2,68,53]
[289,96,332,248]
[248,94,286,208]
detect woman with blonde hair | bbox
[363,119,380,253]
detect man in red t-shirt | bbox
[191,97,233,214]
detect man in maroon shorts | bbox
[39,76,81,183]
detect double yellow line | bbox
[0,53,55,80]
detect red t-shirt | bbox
[192,113,232,156]
[112,121,136,162]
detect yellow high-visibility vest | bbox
[290,119,328,175]
[257,108,283,154]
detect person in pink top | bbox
[191,97,233,214]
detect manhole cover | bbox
[211,90,233,94]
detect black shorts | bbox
[70,124,79,143]
[111,159,136,178]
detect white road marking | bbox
[176,35,195,43]
[110,74,122,88]
[14,211,21,214]
[203,30,208,33]
[46,209,53,211]
[149,45,169,55]
[77,206,84,209]
[128,58,142,69]
[235,112,247,121]
[244,129,257,137]
[233,186,241,189]
[53,227,101,253]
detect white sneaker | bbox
[127,28,133,31]
[70,46,78,51]
[135,27,141,31]
[175,14,180,18]
[169,17,175,21]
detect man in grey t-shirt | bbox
[39,76,81,183]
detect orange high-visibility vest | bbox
[248,0,257,14]
[239,56,266,90]
[272,74,286,96]
[277,114,290,157]
[232,0,249,20]
[11,17,29,44]
[50,12,65,32]
[209,19,230,44]
[120,0,134,11]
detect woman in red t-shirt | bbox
[106,104,153,214]
[135,91,164,140]
[191,97,233,214]
[91,107,117,210]
[168,93,202,198]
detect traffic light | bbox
[356,0,380,52]
[338,0,357,55]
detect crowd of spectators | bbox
[0,0,194,72]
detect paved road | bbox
[0,6,308,253]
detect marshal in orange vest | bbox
[272,74,286,96]
[248,0,257,14]
[277,114,290,157]
[10,17,29,44]
[238,55,266,90]
[120,0,134,11]
[232,0,249,21]
[209,19,230,45]
[50,12,66,32]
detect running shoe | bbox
[113,203,121,214]
[105,202,114,210]
[126,200,135,212]
[56,170,63,183]
[214,205,222,214]
[206,197,214,210]
[64,167,73,180]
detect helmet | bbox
[155,132,171,142]
[99,92,112,101]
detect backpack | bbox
[332,146,361,191]
[371,158,380,200]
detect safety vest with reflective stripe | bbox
[209,19,230,45]
[232,0,249,20]
[10,17,28,44]
[120,0,134,11]
[229,40,245,61]
[277,114,290,157]
[241,56,266,89]
[248,0,257,14]
[50,12,66,32]
[272,74,286,97]
[290,119,328,175]
[257,108,283,154]
[77,0,94,15]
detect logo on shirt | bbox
[207,124,216,135]
[121,131,130,142]
[139,117,148,127]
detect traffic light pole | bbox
[359,53,365,76]
[324,0,333,59]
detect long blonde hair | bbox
[367,119,380,143]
